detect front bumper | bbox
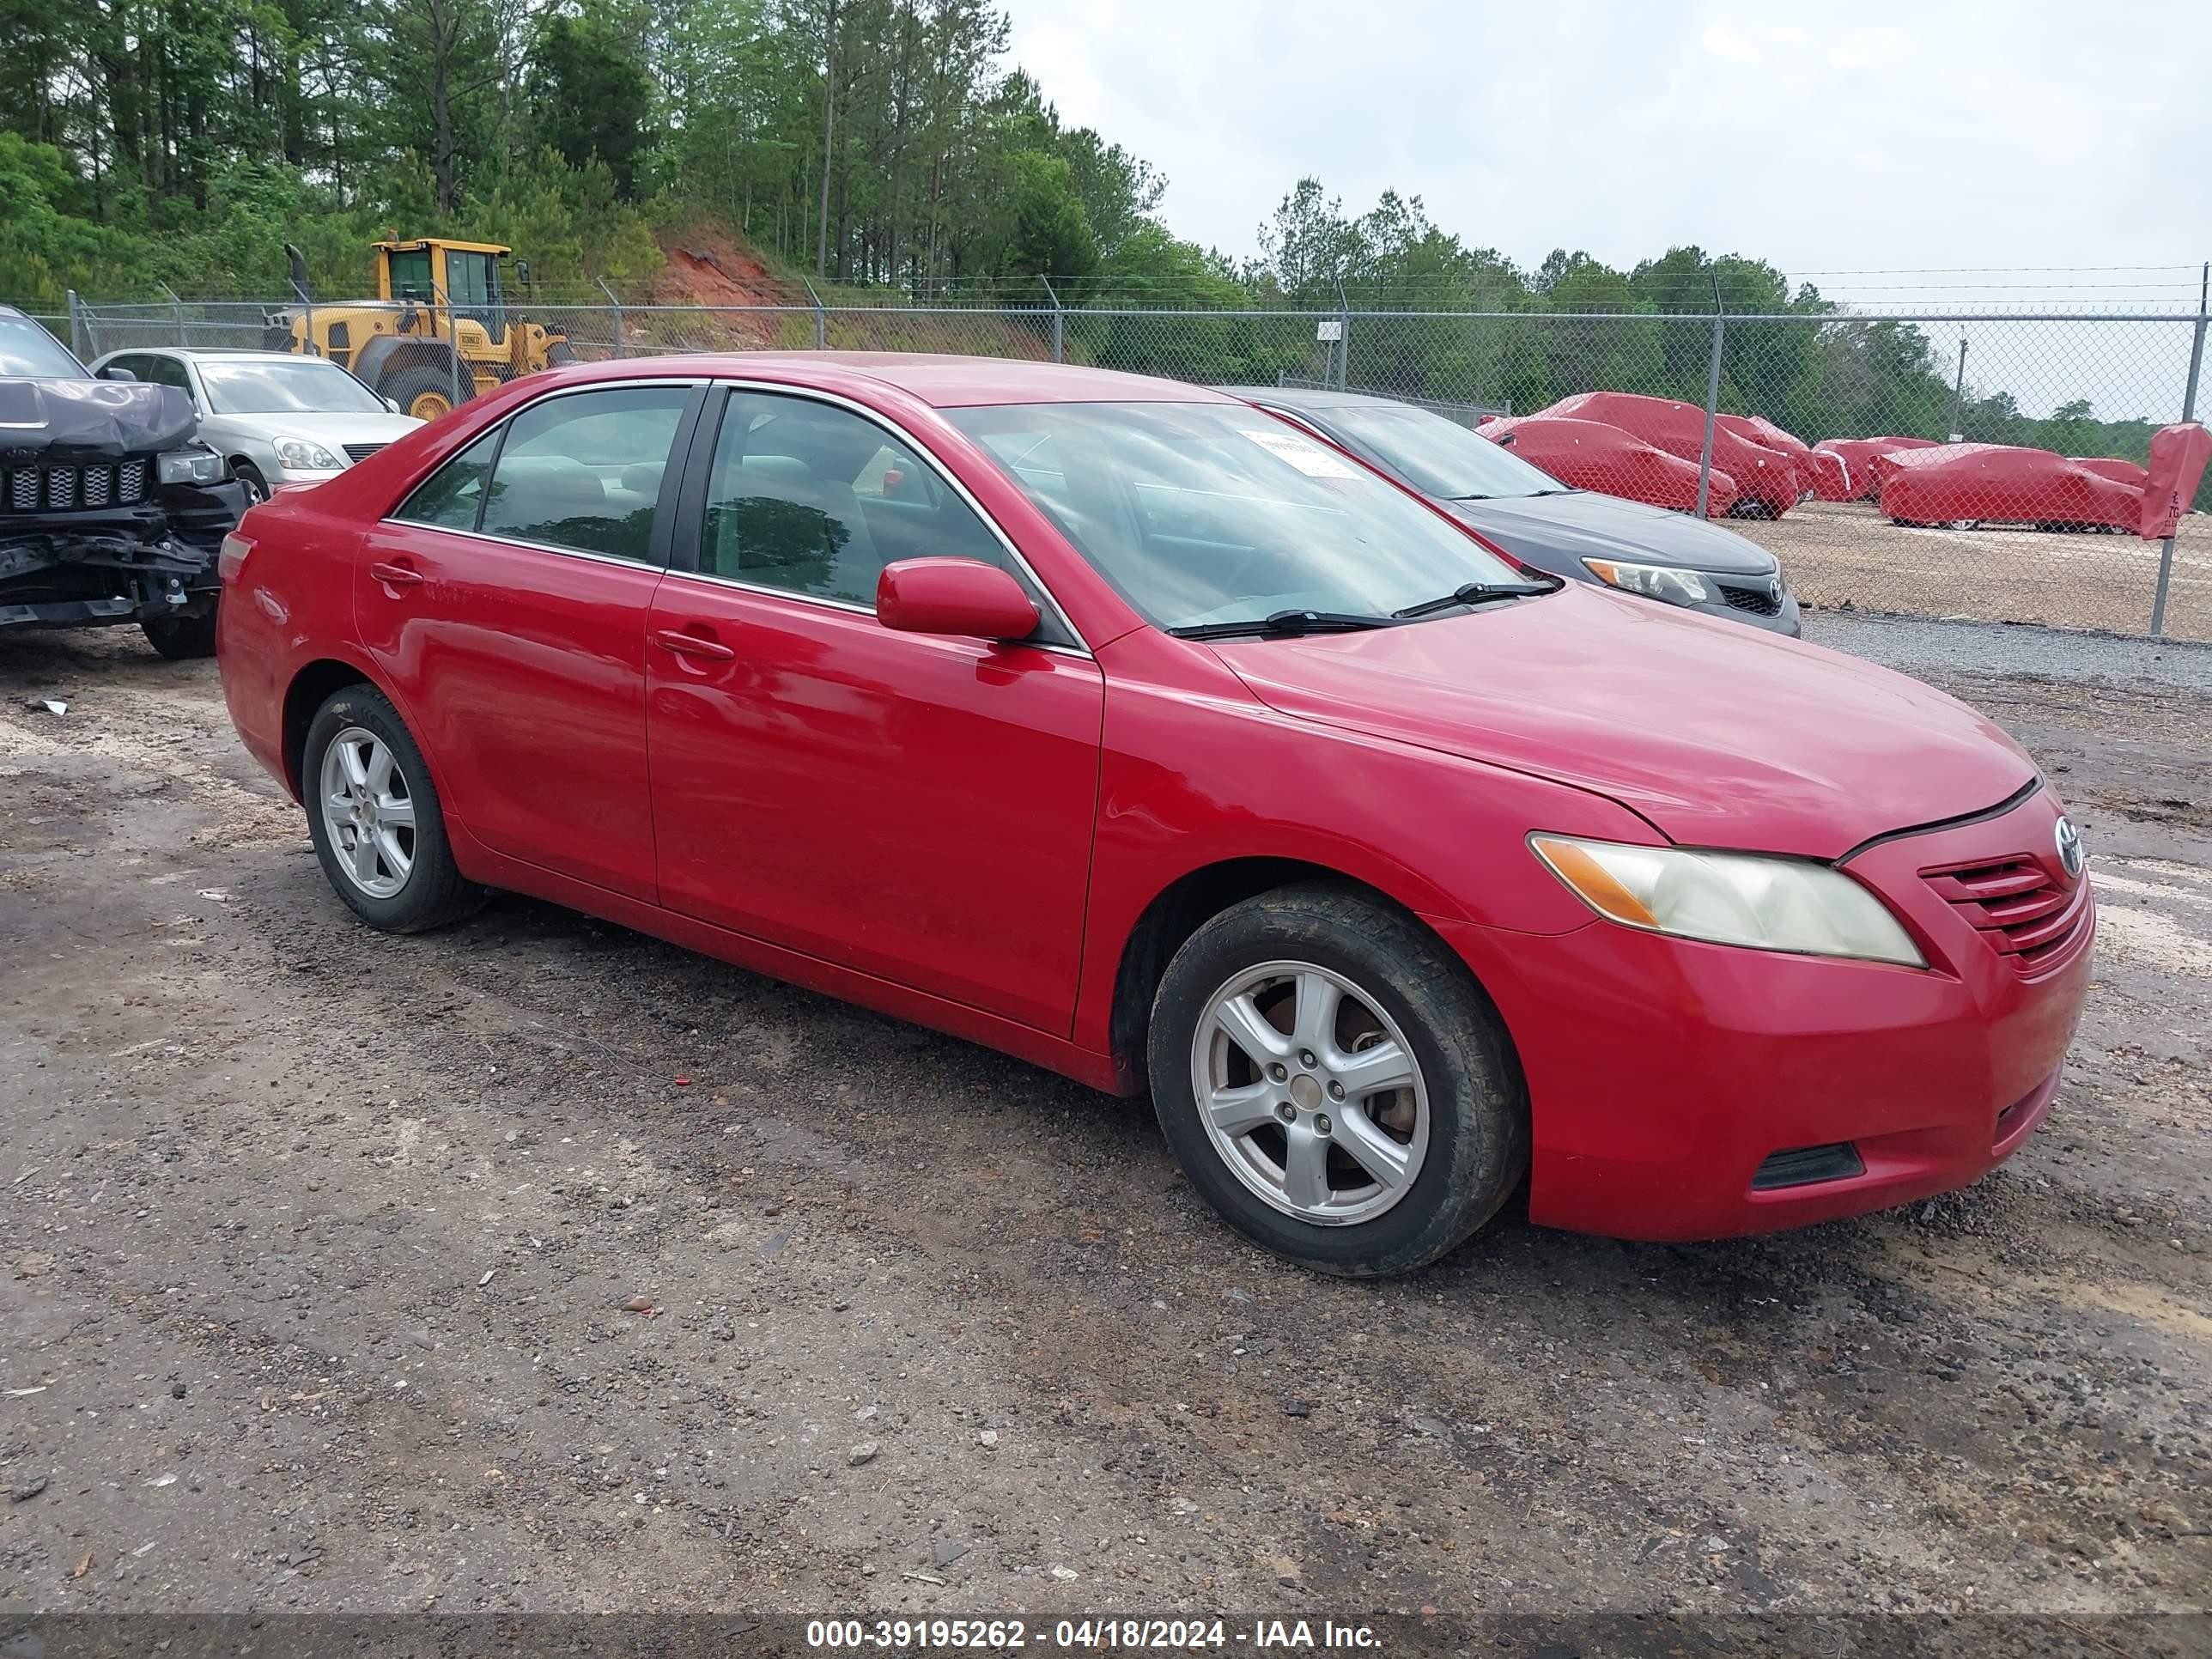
[1437,787,2092,1241]
[0,477,246,631]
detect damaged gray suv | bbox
[0,307,246,659]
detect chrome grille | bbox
[342,442,387,464]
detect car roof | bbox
[1217,385,1420,414]
[579,352,1238,410]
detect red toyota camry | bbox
[216,355,2094,1275]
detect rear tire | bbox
[1147,882,1528,1276]
[302,684,484,933]
[142,610,217,659]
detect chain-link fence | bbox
[52,289,2212,641]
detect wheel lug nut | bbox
[1267,1062,1288,1083]
[1298,1049,1317,1069]
[1315,1115,1332,1137]
[1328,1080,1345,1101]
[1275,1102,1296,1123]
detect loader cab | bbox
[374,239,509,344]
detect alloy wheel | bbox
[319,726,416,899]
[1190,959,1430,1226]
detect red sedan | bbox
[216,356,2094,1274]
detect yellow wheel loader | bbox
[265,240,577,422]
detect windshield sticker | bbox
[1240,428,1361,479]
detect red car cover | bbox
[1718,413,1827,501]
[2071,457,2148,489]
[2141,422,2211,540]
[1804,447,1853,501]
[1539,392,1795,515]
[1481,415,1741,516]
[1877,443,2144,531]
[1814,436,1940,501]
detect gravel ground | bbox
[1,620,2208,1637]
[1803,613,2212,693]
[1741,502,2212,643]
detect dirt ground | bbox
[1,622,2208,1635]
[1742,501,2212,642]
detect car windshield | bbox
[0,314,89,380]
[199,358,387,416]
[1312,402,1566,501]
[945,401,1531,632]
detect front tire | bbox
[142,610,218,659]
[1147,883,1528,1276]
[302,685,483,933]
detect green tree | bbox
[527,3,655,197]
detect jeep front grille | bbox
[6,460,149,514]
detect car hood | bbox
[1443,489,1778,576]
[1210,585,2035,859]
[204,410,425,448]
[0,378,194,459]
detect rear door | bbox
[358,380,703,900]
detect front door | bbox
[644,386,1103,1034]
[358,380,701,901]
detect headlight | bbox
[1582,558,1720,607]
[1529,834,1925,967]
[155,447,227,486]
[273,437,343,471]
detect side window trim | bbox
[468,417,511,535]
[666,378,1090,653]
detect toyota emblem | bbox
[2054,816,2084,881]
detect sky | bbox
[997,0,2211,313]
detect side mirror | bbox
[385,397,405,415]
[514,259,532,289]
[876,558,1038,641]
[101,366,138,383]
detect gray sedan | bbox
[90,349,424,503]
[1223,385,1801,635]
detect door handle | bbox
[654,628,735,662]
[369,561,424,588]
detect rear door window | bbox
[392,431,501,530]
[477,386,693,562]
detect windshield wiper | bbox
[1391,580,1556,619]
[1168,608,1400,641]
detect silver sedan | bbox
[89,349,424,503]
